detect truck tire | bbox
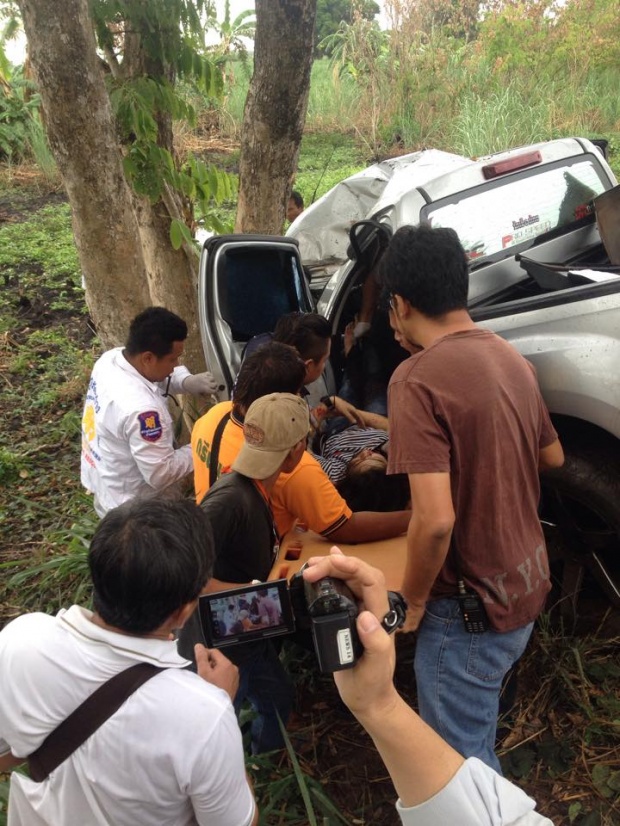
[541,440,620,612]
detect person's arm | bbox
[357,410,389,430]
[164,364,191,393]
[0,751,24,771]
[125,410,193,490]
[329,509,410,544]
[302,549,463,806]
[302,549,552,826]
[190,645,259,826]
[190,703,259,826]
[165,365,220,397]
[195,645,239,701]
[331,396,366,428]
[358,268,381,327]
[534,385,563,473]
[400,472,455,631]
[538,438,564,472]
[277,455,407,541]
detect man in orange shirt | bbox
[191,342,410,543]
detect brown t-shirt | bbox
[388,328,558,631]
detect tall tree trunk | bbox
[18,0,150,346]
[235,0,317,234]
[17,0,204,372]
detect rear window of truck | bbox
[425,157,608,263]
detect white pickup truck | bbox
[197,137,620,613]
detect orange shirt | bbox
[191,402,352,537]
[192,401,239,503]
[271,453,351,537]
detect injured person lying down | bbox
[311,425,410,513]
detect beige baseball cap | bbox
[232,392,309,480]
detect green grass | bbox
[292,132,367,210]
[500,616,620,823]
[0,203,79,280]
[0,202,82,331]
[305,59,361,133]
[451,85,551,158]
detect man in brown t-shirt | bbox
[383,225,564,772]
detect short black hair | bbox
[273,312,331,363]
[125,307,188,358]
[89,498,213,634]
[289,191,304,209]
[336,468,410,512]
[380,225,469,317]
[233,341,306,416]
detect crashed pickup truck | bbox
[197,137,620,611]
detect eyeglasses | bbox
[388,294,397,311]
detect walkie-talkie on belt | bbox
[457,580,489,634]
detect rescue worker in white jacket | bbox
[81,306,218,517]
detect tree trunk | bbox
[17,0,204,372]
[18,0,150,346]
[235,0,317,234]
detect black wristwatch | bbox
[320,395,335,409]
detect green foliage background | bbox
[315,0,380,55]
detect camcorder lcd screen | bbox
[199,579,295,649]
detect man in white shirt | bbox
[81,306,218,516]
[0,497,258,826]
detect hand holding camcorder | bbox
[199,566,407,673]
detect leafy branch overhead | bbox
[91,0,240,242]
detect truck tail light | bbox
[482,151,542,180]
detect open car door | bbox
[198,235,315,398]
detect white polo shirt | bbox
[81,348,194,517]
[0,606,256,826]
[396,757,553,826]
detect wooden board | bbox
[270,527,407,591]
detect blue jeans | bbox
[414,598,534,774]
[233,642,293,755]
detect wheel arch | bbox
[549,414,620,458]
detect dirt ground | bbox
[1,182,618,826]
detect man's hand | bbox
[303,547,397,718]
[0,752,25,772]
[400,597,426,633]
[182,372,219,396]
[303,546,390,618]
[333,397,365,428]
[195,644,239,701]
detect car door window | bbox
[218,247,312,341]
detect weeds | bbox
[499,617,620,823]
[2,497,95,616]
[0,202,82,333]
[453,85,551,158]
[246,717,352,825]
[292,133,367,209]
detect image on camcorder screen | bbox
[208,586,285,640]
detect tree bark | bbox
[18,0,150,346]
[17,0,204,372]
[235,0,317,234]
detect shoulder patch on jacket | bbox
[138,410,163,442]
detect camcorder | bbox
[199,568,407,673]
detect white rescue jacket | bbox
[81,348,193,516]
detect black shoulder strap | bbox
[28,662,164,782]
[209,411,232,488]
